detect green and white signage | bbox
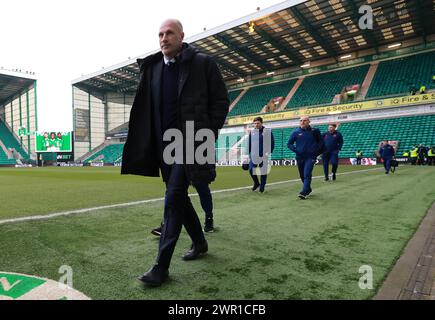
[0,272,90,300]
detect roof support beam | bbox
[348,0,380,54]
[214,34,269,70]
[100,72,137,89]
[289,6,338,59]
[215,59,246,79]
[253,26,303,65]
[414,0,432,43]
[85,79,114,92]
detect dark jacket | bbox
[121,43,229,184]
[248,126,275,170]
[322,131,343,153]
[287,126,323,160]
[379,144,395,159]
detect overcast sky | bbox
[0,0,286,131]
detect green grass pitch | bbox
[0,165,433,299]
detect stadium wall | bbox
[72,87,134,160]
[106,93,133,132]
[0,82,37,156]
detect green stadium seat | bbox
[0,120,29,164]
[228,90,242,105]
[366,51,435,98]
[228,79,297,117]
[83,144,125,164]
[285,65,370,109]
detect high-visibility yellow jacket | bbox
[410,148,418,158]
[429,149,435,157]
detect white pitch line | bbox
[0,167,383,226]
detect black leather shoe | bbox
[182,241,208,261]
[137,265,169,286]
[151,226,162,237]
[252,183,260,191]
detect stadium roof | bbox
[72,0,435,94]
[0,69,36,106]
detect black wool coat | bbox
[121,43,229,184]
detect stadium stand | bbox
[285,65,370,110]
[228,90,243,105]
[83,144,124,164]
[0,120,28,162]
[366,51,435,98]
[266,114,435,160]
[228,79,297,117]
[0,148,16,165]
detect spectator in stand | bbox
[409,85,417,95]
[419,85,426,94]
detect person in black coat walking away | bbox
[121,19,229,286]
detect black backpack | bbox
[390,159,399,167]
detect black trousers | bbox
[249,168,267,190]
[156,164,205,269]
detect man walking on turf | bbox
[121,19,229,286]
[322,124,343,181]
[379,140,395,174]
[248,117,275,193]
[287,116,324,199]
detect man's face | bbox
[253,120,262,129]
[328,125,336,133]
[299,117,310,129]
[159,20,184,59]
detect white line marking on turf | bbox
[0,167,382,226]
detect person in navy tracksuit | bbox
[287,116,324,199]
[322,124,344,181]
[379,141,395,174]
[248,117,275,193]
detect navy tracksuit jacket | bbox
[287,126,323,194]
[321,131,343,177]
[379,144,395,173]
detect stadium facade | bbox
[0,69,37,164]
[67,0,434,164]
